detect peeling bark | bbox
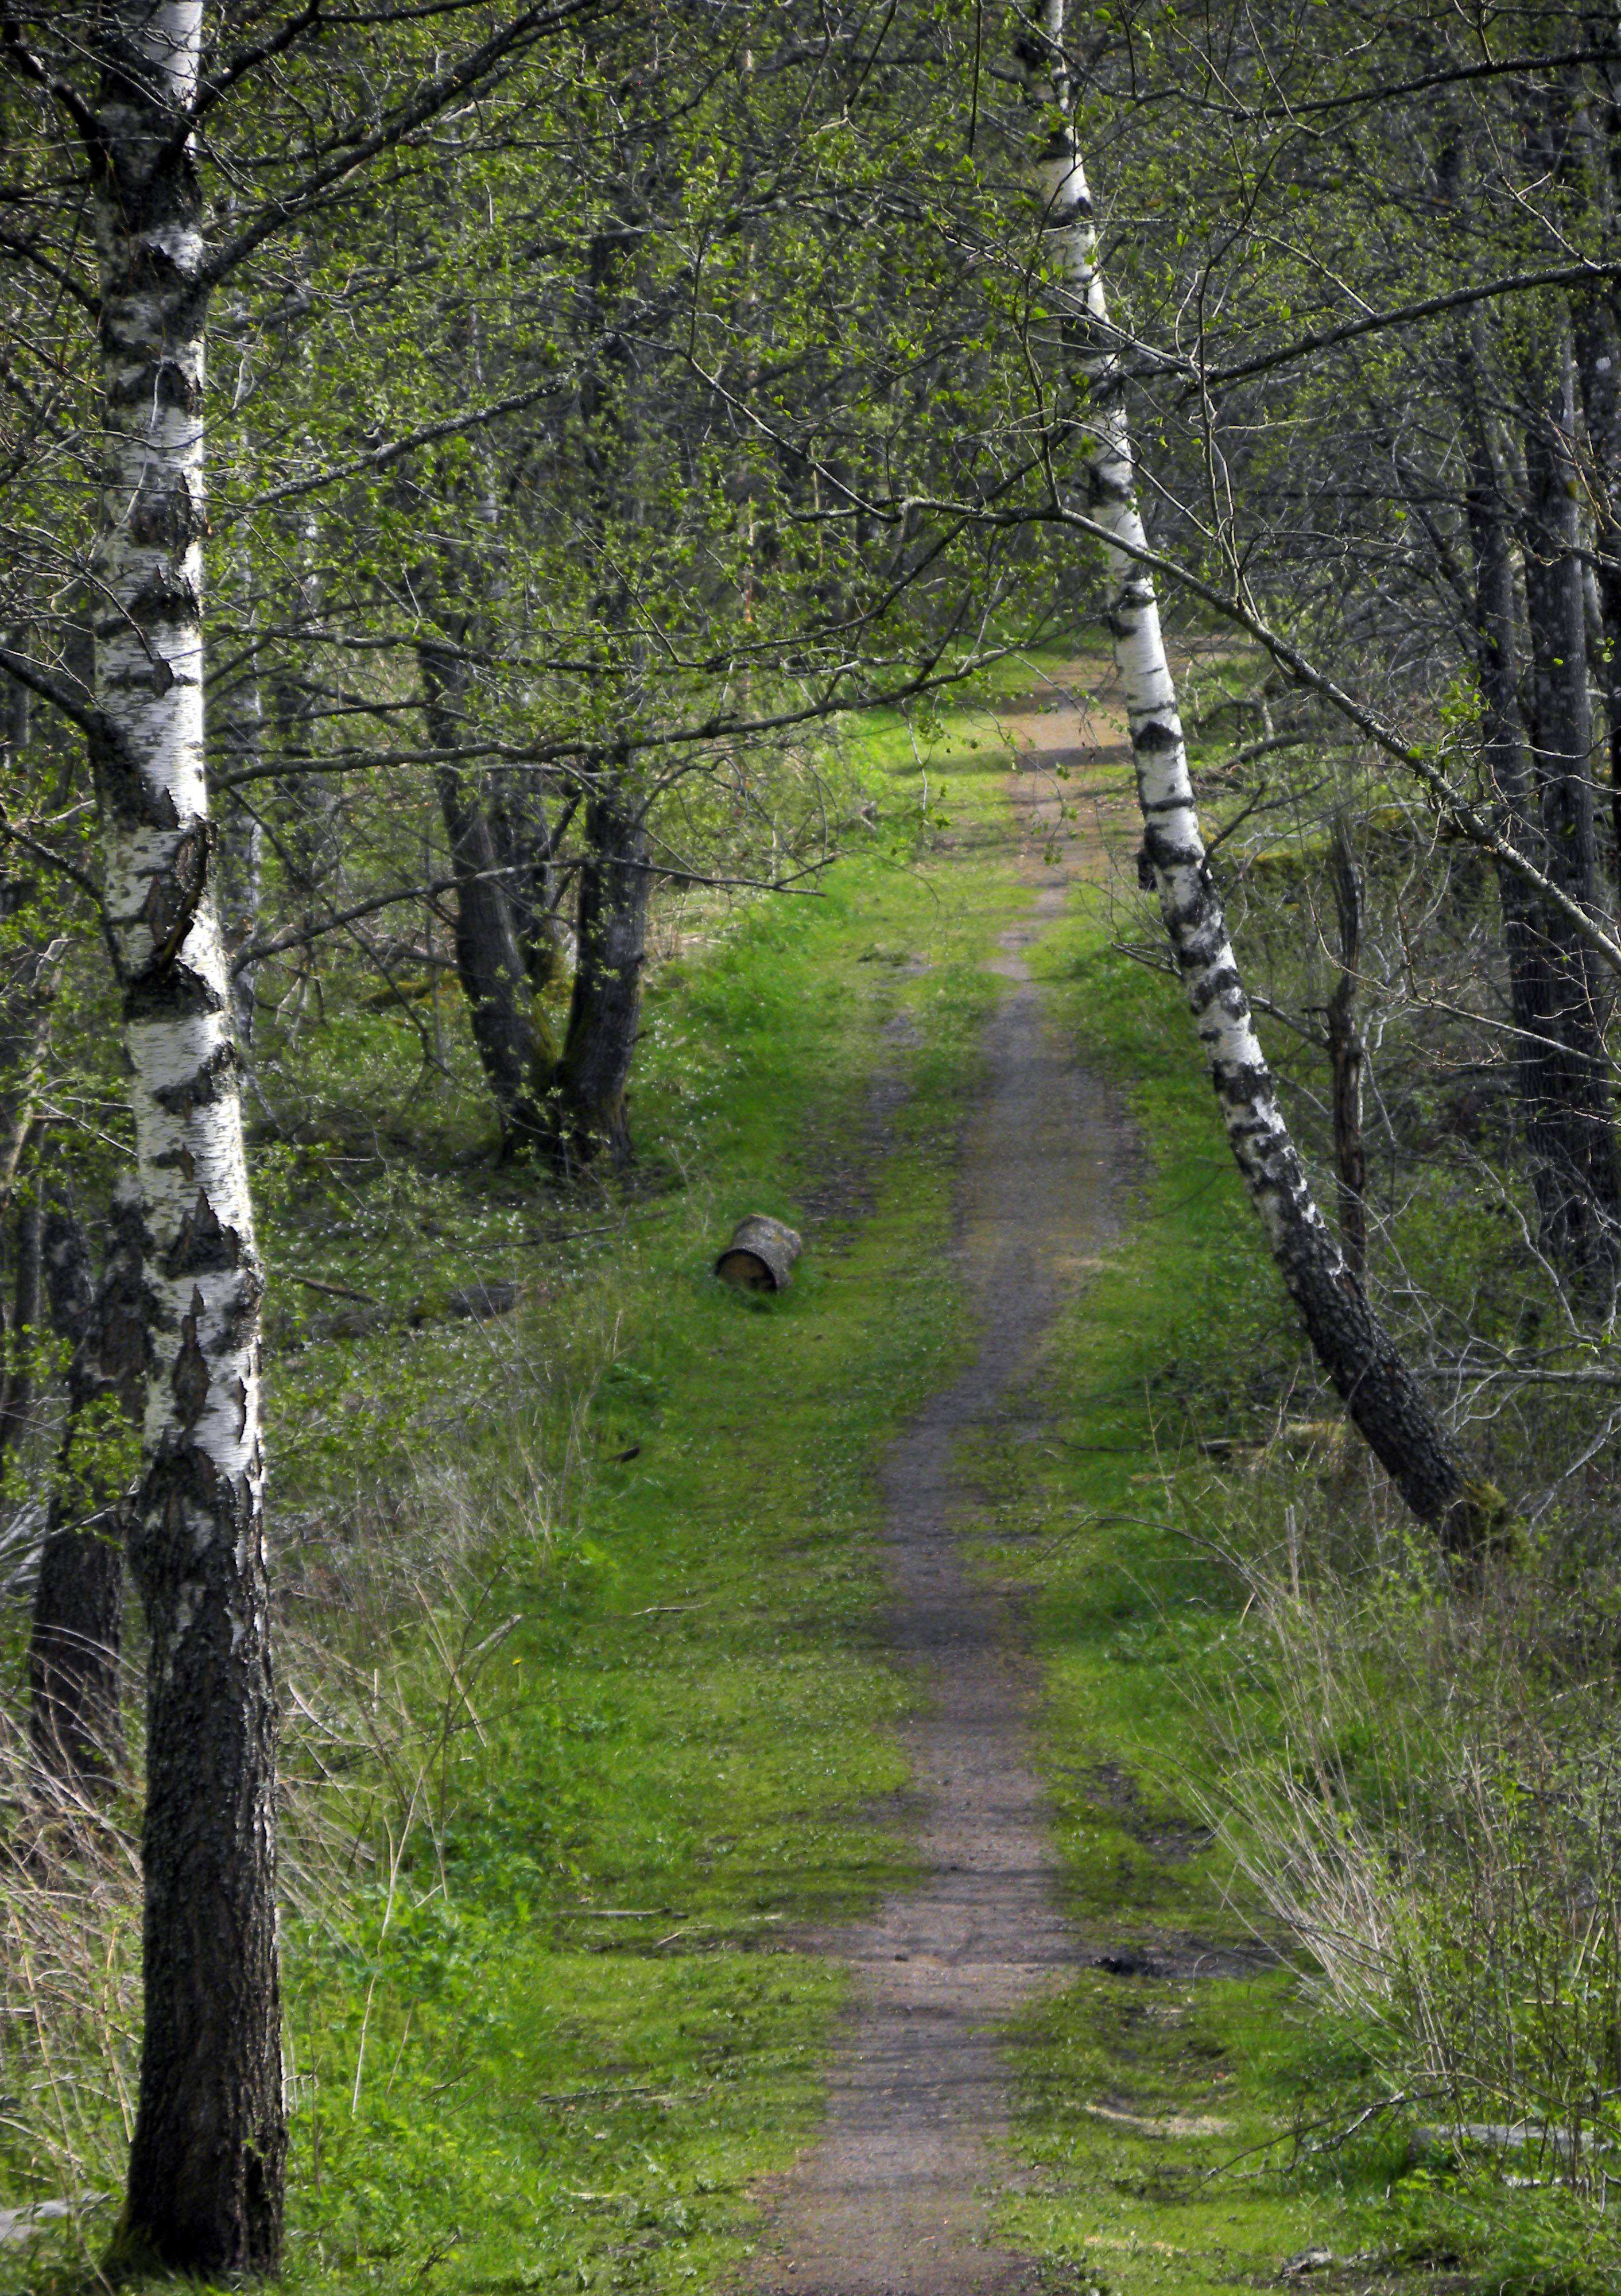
[1021,3,1488,1548]
[90,2,283,2273]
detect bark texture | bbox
[420,639,557,1152]
[0,1178,44,1476]
[91,3,284,2272]
[1325,817,1367,1286]
[1515,329,1621,1298]
[1023,2,1491,1547]
[29,1182,146,1790]
[541,783,650,1174]
[0,936,65,1212]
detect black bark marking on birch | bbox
[141,824,211,965]
[92,727,182,835]
[126,565,202,631]
[171,1294,211,1430]
[153,1039,236,1117]
[122,963,227,1023]
[127,480,207,552]
[164,1188,243,1280]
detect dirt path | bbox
[754,708,1135,2296]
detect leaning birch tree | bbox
[90,1,284,2273]
[1017,2,1499,1552]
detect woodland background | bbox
[6,2,1621,2290]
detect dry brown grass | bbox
[1198,1488,1621,2188]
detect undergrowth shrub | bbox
[0,1310,602,2263]
[1200,1477,1621,2205]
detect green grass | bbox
[9,654,1601,2295]
[266,734,1022,2296]
[0,691,1032,2294]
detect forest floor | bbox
[7,654,1495,2296]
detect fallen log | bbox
[714,1215,802,1294]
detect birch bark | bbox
[91,1,284,2271]
[1019,4,1495,1546]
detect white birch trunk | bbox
[1019,5,1491,1542]
[92,2,284,2272]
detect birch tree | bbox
[3,0,609,2268]
[84,2,285,2271]
[1017,2,1501,1552]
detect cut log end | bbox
[715,1249,776,1292]
[714,1215,802,1294]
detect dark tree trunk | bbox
[0,936,64,1212]
[122,1426,284,2280]
[1515,327,1621,1299]
[420,641,556,1151]
[1325,816,1367,1286]
[1576,292,1621,869]
[1464,448,1541,1071]
[270,508,336,982]
[29,1184,145,1789]
[1463,362,1611,1300]
[542,783,650,1174]
[490,768,574,994]
[0,1174,44,1477]
[215,653,265,1054]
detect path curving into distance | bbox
[754,692,1137,2296]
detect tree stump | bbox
[714,1215,802,1294]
